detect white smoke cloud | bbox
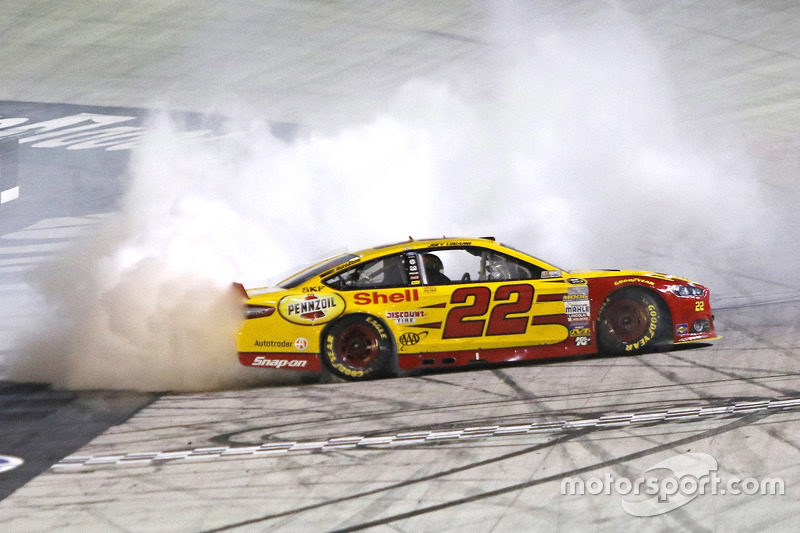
[8,3,782,391]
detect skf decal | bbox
[278,293,345,325]
[302,285,325,293]
[353,289,419,305]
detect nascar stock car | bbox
[234,237,718,381]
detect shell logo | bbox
[278,293,346,325]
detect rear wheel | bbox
[321,315,396,381]
[597,288,669,355]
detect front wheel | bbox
[597,289,669,355]
[321,315,396,381]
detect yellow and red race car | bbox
[235,237,718,381]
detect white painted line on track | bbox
[51,397,800,470]
[0,186,19,204]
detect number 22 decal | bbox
[442,284,534,339]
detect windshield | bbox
[277,254,359,289]
[500,242,564,272]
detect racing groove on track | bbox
[52,397,800,468]
[2,301,800,531]
[1,1,800,528]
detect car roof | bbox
[270,236,562,290]
[352,236,499,259]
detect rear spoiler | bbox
[231,281,283,299]
[232,282,249,299]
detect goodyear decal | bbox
[625,304,660,351]
[278,293,345,325]
[614,278,656,287]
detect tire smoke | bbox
[8,4,789,391]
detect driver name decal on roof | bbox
[428,241,472,248]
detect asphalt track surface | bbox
[2,2,800,531]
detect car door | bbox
[409,246,579,354]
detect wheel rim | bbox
[335,324,380,368]
[602,299,649,343]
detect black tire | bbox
[596,288,670,355]
[321,315,396,381]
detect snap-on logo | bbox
[251,357,308,368]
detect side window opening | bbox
[325,253,409,290]
[422,247,544,284]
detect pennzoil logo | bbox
[278,293,345,325]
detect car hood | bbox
[569,269,691,284]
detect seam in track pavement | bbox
[53,396,800,469]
